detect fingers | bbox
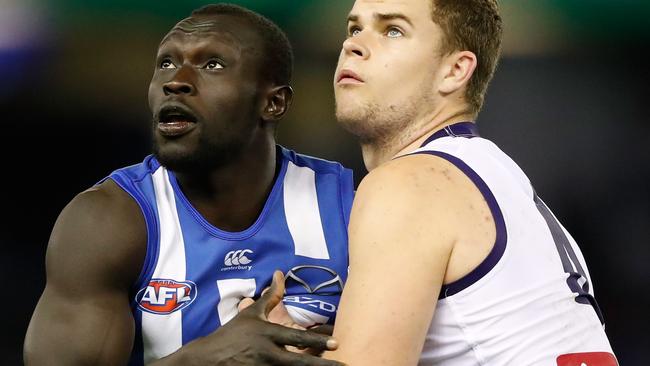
[269,348,346,366]
[249,271,286,319]
[261,285,271,296]
[307,324,334,336]
[238,297,255,312]
[301,325,336,355]
[265,322,338,351]
[268,300,300,328]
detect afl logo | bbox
[135,279,197,315]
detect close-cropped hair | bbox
[431,0,503,115]
[192,3,294,86]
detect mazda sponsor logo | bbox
[285,265,343,295]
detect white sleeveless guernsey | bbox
[411,123,616,366]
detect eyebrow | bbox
[346,12,414,27]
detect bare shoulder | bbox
[355,153,477,211]
[350,154,465,249]
[351,153,493,252]
[47,178,147,292]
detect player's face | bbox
[148,15,265,172]
[334,0,446,142]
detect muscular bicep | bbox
[325,156,482,366]
[24,180,146,365]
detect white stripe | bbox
[216,278,257,325]
[142,168,186,364]
[283,162,330,259]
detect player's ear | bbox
[438,50,477,95]
[262,85,293,122]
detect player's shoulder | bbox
[357,152,470,202]
[47,179,146,288]
[68,178,143,222]
[348,154,465,259]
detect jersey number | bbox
[534,192,604,324]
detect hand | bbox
[238,287,300,330]
[154,271,344,366]
[239,276,335,357]
[240,289,308,355]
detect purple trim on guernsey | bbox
[411,122,507,299]
[419,121,479,147]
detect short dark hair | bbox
[431,0,502,115]
[191,3,293,86]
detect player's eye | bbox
[205,60,224,70]
[160,59,176,69]
[386,27,404,38]
[348,26,362,37]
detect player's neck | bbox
[361,107,475,171]
[174,136,278,231]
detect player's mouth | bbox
[336,69,364,85]
[156,104,198,137]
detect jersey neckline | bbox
[420,121,479,148]
[163,146,289,241]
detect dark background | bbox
[2,1,649,365]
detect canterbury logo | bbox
[224,249,253,266]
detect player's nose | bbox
[163,67,196,96]
[342,36,370,60]
[163,80,195,96]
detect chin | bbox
[335,96,375,131]
[336,99,415,146]
[335,111,375,143]
[153,146,200,172]
[152,139,240,174]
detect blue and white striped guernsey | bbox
[102,146,354,365]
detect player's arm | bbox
[324,154,490,365]
[24,179,146,365]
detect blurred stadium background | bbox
[2,0,648,364]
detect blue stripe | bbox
[407,150,507,299]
